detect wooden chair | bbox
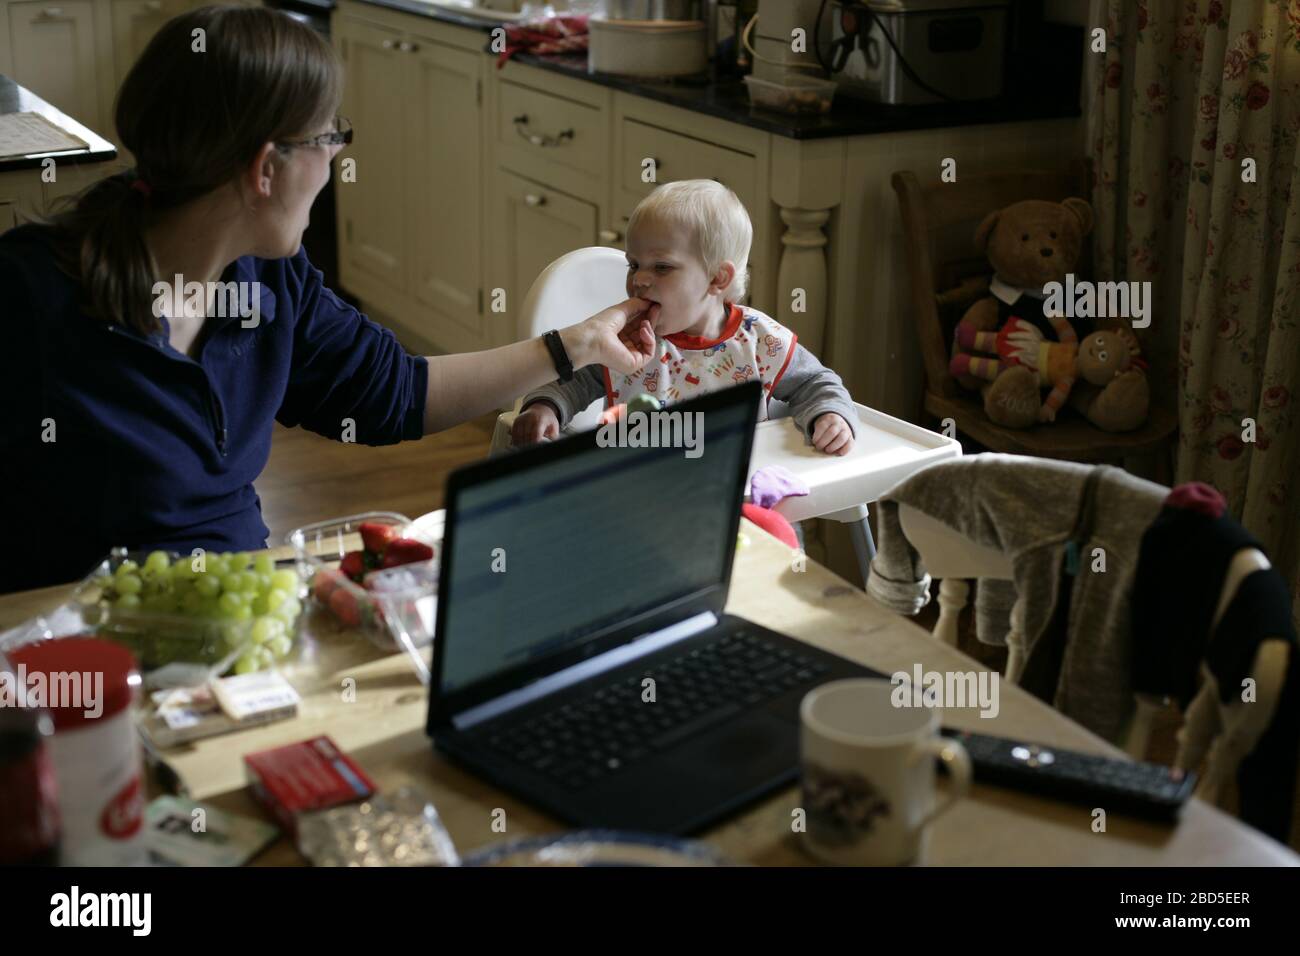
[890,164,1178,479]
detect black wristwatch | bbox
[542,329,574,383]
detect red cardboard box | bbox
[244,736,376,836]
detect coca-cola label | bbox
[100,775,144,839]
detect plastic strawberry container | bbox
[287,511,439,653]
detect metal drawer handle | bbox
[381,38,395,49]
[524,193,546,207]
[599,229,621,243]
[512,115,574,148]
[399,40,419,52]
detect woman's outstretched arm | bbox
[421,298,658,435]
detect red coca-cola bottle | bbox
[0,704,61,865]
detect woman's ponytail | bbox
[48,171,159,334]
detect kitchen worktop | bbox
[0,74,117,171]
[352,0,1081,140]
[507,51,1081,140]
[353,0,514,32]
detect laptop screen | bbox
[437,383,759,697]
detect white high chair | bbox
[490,246,625,450]
[490,247,963,584]
[896,501,1290,808]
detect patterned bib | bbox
[602,304,797,420]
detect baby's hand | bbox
[811,413,854,456]
[512,402,560,446]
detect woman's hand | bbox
[560,298,660,375]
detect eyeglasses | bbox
[277,116,352,150]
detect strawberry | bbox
[339,550,366,583]
[313,568,345,603]
[381,538,434,569]
[328,588,360,627]
[360,522,400,556]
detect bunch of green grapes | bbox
[90,551,303,675]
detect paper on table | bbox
[0,112,89,160]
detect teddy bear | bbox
[947,197,1150,431]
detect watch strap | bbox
[542,329,574,383]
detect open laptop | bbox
[426,380,880,835]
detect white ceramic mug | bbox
[800,678,971,866]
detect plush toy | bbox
[948,197,1151,431]
[1065,329,1151,432]
[741,503,799,549]
[951,321,1151,430]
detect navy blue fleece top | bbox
[0,224,428,593]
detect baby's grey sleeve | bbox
[520,366,607,429]
[770,345,858,440]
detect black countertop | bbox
[352,0,1080,140]
[352,0,508,33]
[507,52,1080,140]
[0,74,117,171]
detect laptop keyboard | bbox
[482,629,831,790]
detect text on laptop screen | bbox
[439,402,752,694]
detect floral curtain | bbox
[1089,0,1300,635]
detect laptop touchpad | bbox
[670,712,796,778]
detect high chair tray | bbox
[745,403,960,524]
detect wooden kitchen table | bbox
[1,521,1295,867]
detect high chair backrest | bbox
[518,246,630,432]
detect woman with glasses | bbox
[0,5,657,593]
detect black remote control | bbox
[940,728,1197,822]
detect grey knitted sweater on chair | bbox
[867,454,1168,742]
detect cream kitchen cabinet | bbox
[334,3,492,354]
[487,60,615,339]
[2,1,103,130]
[406,37,485,348]
[611,98,773,319]
[0,0,222,157]
[109,0,171,92]
[494,167,597,321]
[335,15,407,293]
[0,168,44,229]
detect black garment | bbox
[1130,486,1299,841]
[995,291,1095,344]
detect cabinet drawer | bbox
[620,119,757,211]
[498,81,604,177]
